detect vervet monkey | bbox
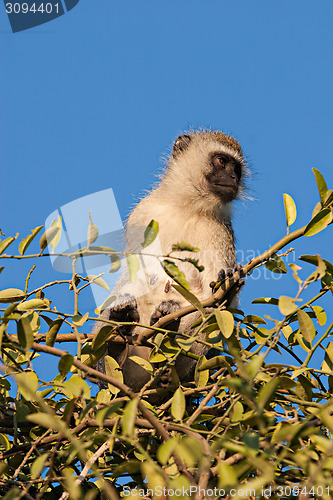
[93,130,248,393]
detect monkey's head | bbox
[166,130,248,213]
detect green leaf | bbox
[296,374,313,401]
[0,288,25,303]
[176,336,196,352]
[46,318,64,347]
[16,299,46,311]
[312,306,327,326]
[171,387,186,421]
[19,226,43,255]
[265,254,287,274]
[230,401,244,423]
[141,219,159,248]
[31,452,49,479]
[171,242,199,252]
[87,211,99,247]
[297,310,316,343]
[215,309,234,338]
[246,354,265,378]
[95,295,116,315]
[110,253,121,273]
[80,344,106,367]
[16,371,38,400]
[122,398,138,437]
[305,254,327,282]
[243,315,267,325]
[194,355,209,387]
[257,378,279,410]
[304,208,332,237]
[172,284,203,313]
[72,312,89,327]
[252,297,279,305]
[126,254,140,283]
[86,275,110,291]
[299,255,333,276]
[295,331,311,352]
[157,437,178,465]
[322,342,333,372]
[198,356,225,371]
[0,233,19,256]
[283,193,297,227]
[104,355,124,395]
[17,317,34,351]
[128,356,153,375]
[39,225,61,253]
[163,260,190,290]
[58,354,74,377]
[312,167,328,203]
[323,189,333,208]
[49,216,62,251]
[243,432,260,450]
[278,295,299,316]
[63,375,90,398]
[92,325,115,351]
[218,461,238,488]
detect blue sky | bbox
[1,1,332,378]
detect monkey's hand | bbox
[209,264,245,305]
[93,294,140,388]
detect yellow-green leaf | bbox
[0,288,25,303]
[218,461,238,488]
[171,387,185,421]
[122,398,138,437]
[297,309,316,343]
[215,309,234,338]
[72,312,89,327]
[63,375,90,398]
[31,452,49,479]
[126,253,140,283]
[304,208,333,237]
[39,225,61,253]
[141,219,159,248]
[16,299,46,311]
[172,284,203,313]
[0,233,19,256]
[19,226,43,256]
[278,295,299,316]
[17,317,34,351]
[104,355,123,395]
[128,356,153,375]
[86,275,110,291]
[49,216,62,251]
[46,318,63,347]
[163,260,190,290]
[283,193,297,228]
[16,371,38,400]
[312,167,328,203]
[194,355,209,387]
[87,211,99,247]
[92,325,115,351]
[58,354,74,377]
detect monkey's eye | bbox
[217,156,226,167]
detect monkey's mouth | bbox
[215,183,238,191]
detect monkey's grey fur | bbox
[93,130,248,394]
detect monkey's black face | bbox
[206,152,242,202]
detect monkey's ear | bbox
[172,134,192,157]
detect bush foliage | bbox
[0,169,332,500]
